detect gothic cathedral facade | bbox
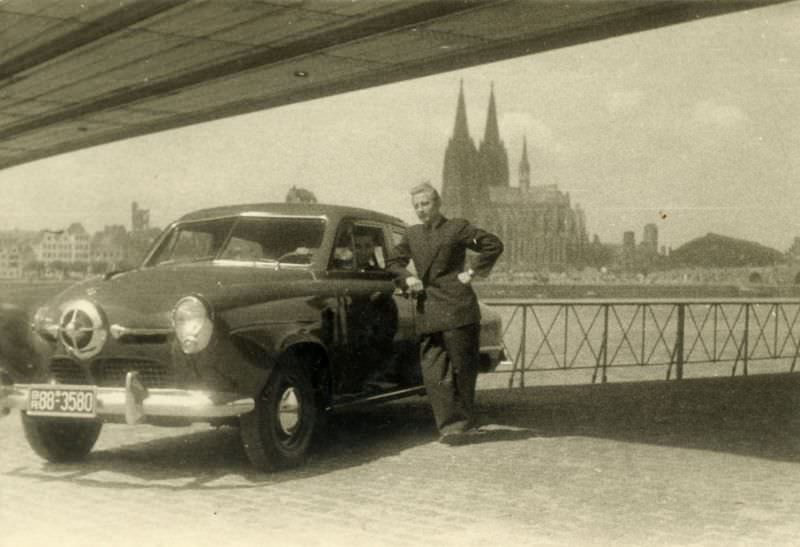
[441,83,588,271]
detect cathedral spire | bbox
[478,82,509,188]
[483,82,501,145]
[442,80,480,220]
[519,135,530,190]
[452,79,470,141]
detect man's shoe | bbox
[438,431,461,445]
[439,427,486,446]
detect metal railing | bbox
[484,298,800,388]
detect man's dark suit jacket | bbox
[387,216,503,335]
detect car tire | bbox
[240,358,318,472]
[21,413,102,463]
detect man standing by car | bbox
[387,182,503,443]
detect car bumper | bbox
[0,371,254,425]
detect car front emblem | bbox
[58,300,107,359]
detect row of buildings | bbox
[0,202,157,279]
[617,223,663,271]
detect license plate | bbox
[27,385,97,418]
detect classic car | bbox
[0,203,506,471]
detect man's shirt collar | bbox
[424,215,447,231]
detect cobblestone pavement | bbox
[2,374,799,547]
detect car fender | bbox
[229,323,333,398]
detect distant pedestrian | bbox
[387,182,503,443]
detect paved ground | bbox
[2,373,799,547]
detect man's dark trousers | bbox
[419,323,480,434]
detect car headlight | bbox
[172,296,213,354]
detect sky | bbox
[1,1,798,252]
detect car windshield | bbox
[147,216,326,266]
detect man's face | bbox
[412,191,440,225]
[354,235,375,268]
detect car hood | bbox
[50,263,320,328]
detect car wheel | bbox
[21,413,102,463]
[240,359,317,471]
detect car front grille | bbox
[91,359,176,388]
[49,359,91,385]
[48,358,176,388]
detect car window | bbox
[148,216,325,266]
[150,218,235,265]
[224,217,325,264]
[329,221,387,272]
[219,236,263,261]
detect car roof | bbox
[177,202,406,227]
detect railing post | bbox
[640,304,646,365]
[773,304,779,359]
[520,305,527,388]
[602,305,609,383]
[563,304,569,370]
[591,304,609,384]
[675,304,685,380]
[743,303,750,376]
[713,304,718,362]
[507,305,524,388]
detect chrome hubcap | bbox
[277,387,301,435]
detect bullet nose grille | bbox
[49,359,91,385]
[91,360,175,388]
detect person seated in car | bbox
[353,232,382,272]
[332,224,355,270]
[343,231,400,391]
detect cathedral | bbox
[441,82,588,271]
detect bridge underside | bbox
[0,0,781,171]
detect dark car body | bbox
[0,203,505,470]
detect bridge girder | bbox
[0,0,784,170]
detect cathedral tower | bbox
[441,80,480,219]
[477,83,509,189]
[439,81,586,271]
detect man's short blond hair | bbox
[409,181,440,203]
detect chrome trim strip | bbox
[110,324,172,339]
[175,212,327,224]
[210,259,311,270]
[328,386,426,412]
[240,212,328,220]
[0,383,254,423]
